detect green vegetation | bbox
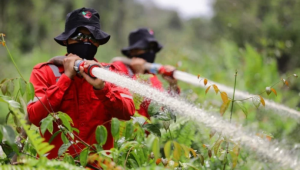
[0,0,299,169]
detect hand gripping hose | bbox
[74,60,101,78]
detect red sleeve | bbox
[27,66,72,126]
[112,61,130,75]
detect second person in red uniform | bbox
[112,28,180,120]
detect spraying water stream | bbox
[174,70,300,120]
[111,57,300,120]
[91,67,299,169]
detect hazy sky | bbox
[151,0,214,18]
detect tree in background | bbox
[212,0,300,73]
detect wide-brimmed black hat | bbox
[121,28,163,57]
[54,7,110,46]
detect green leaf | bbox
[93,144,103,152]
[61,133,69,144]
[132,116,146,126]
[16,113,54,156]
[1,81,7,95]
[154,114,171,121]
[19,96,27,114]
[0,78,7,84]
[7,80,14,95]
[133,93,143,110]
[111,118,120,138]
[40,115,54,135]
[236,101,248,118]
[147,102,160,117]
[0,95,20,109]
[58,113,72,131]
[58,111,73,125]
[177,122,195,146]
[131,149,141,166]
[2,125,15,144]
[26,82,35,101]
[49,130,61,144]
[125,121,133,140]
[164,140,172,158]
[13,114,20,127]
[8,99,20,109]
[1,142,15,158]
[220,99,231,116]
[63,154,75,165]
[5,112,11,124]
[152,137,159,159]
[208,149,212,158]
[72,127,80,134]
[80,148,89,167]
[173,141,182,161]
[219,150,227,161]
[252,96,261,108]
[58,143,71,156]
[198,154,204,166]
[95,125,107,146]
[143,124,161,137]
[213,139,224,155]
[19,78,26,96]
[128,158,139,168]
[119,121,126,137]
[229,150,238,169]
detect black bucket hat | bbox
[121,28,163,57]
[54,7,110,46]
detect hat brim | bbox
[121,38,163,57]
[54,25,110,46]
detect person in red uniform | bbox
[112,28,179,120]
[27,7,135,159]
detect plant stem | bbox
[124,146,134,167]
[223,70,238,170]
[168,129,173,140]
[229,71,237,122]
[5,45,25,80]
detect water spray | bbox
[76,60,300,169]
[110,57,300,120]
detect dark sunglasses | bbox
[70,32,99,44]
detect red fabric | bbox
[27,61,135,159]
[113,61,179,120]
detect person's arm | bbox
[28,54,80,126]
[167,83,180,96]
[161,65,180,96]
[79,61,135,120]
[27,66,71,126]
[94,83,135,120]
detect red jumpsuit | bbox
[27,61,135,159]
[112,61,180,120]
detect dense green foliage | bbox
[0,0,300,169]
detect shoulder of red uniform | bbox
[99,62,122,72]
[33,62,51,69]
[33,62,63,69]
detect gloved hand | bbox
[160,65,177,86]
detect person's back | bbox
[27,7,135,159]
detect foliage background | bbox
[0,0,300,169]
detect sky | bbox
[150,0,214,18]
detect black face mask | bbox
[136,50,156,63]
[67,42,98,60]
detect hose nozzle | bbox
[74,60,101,78]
